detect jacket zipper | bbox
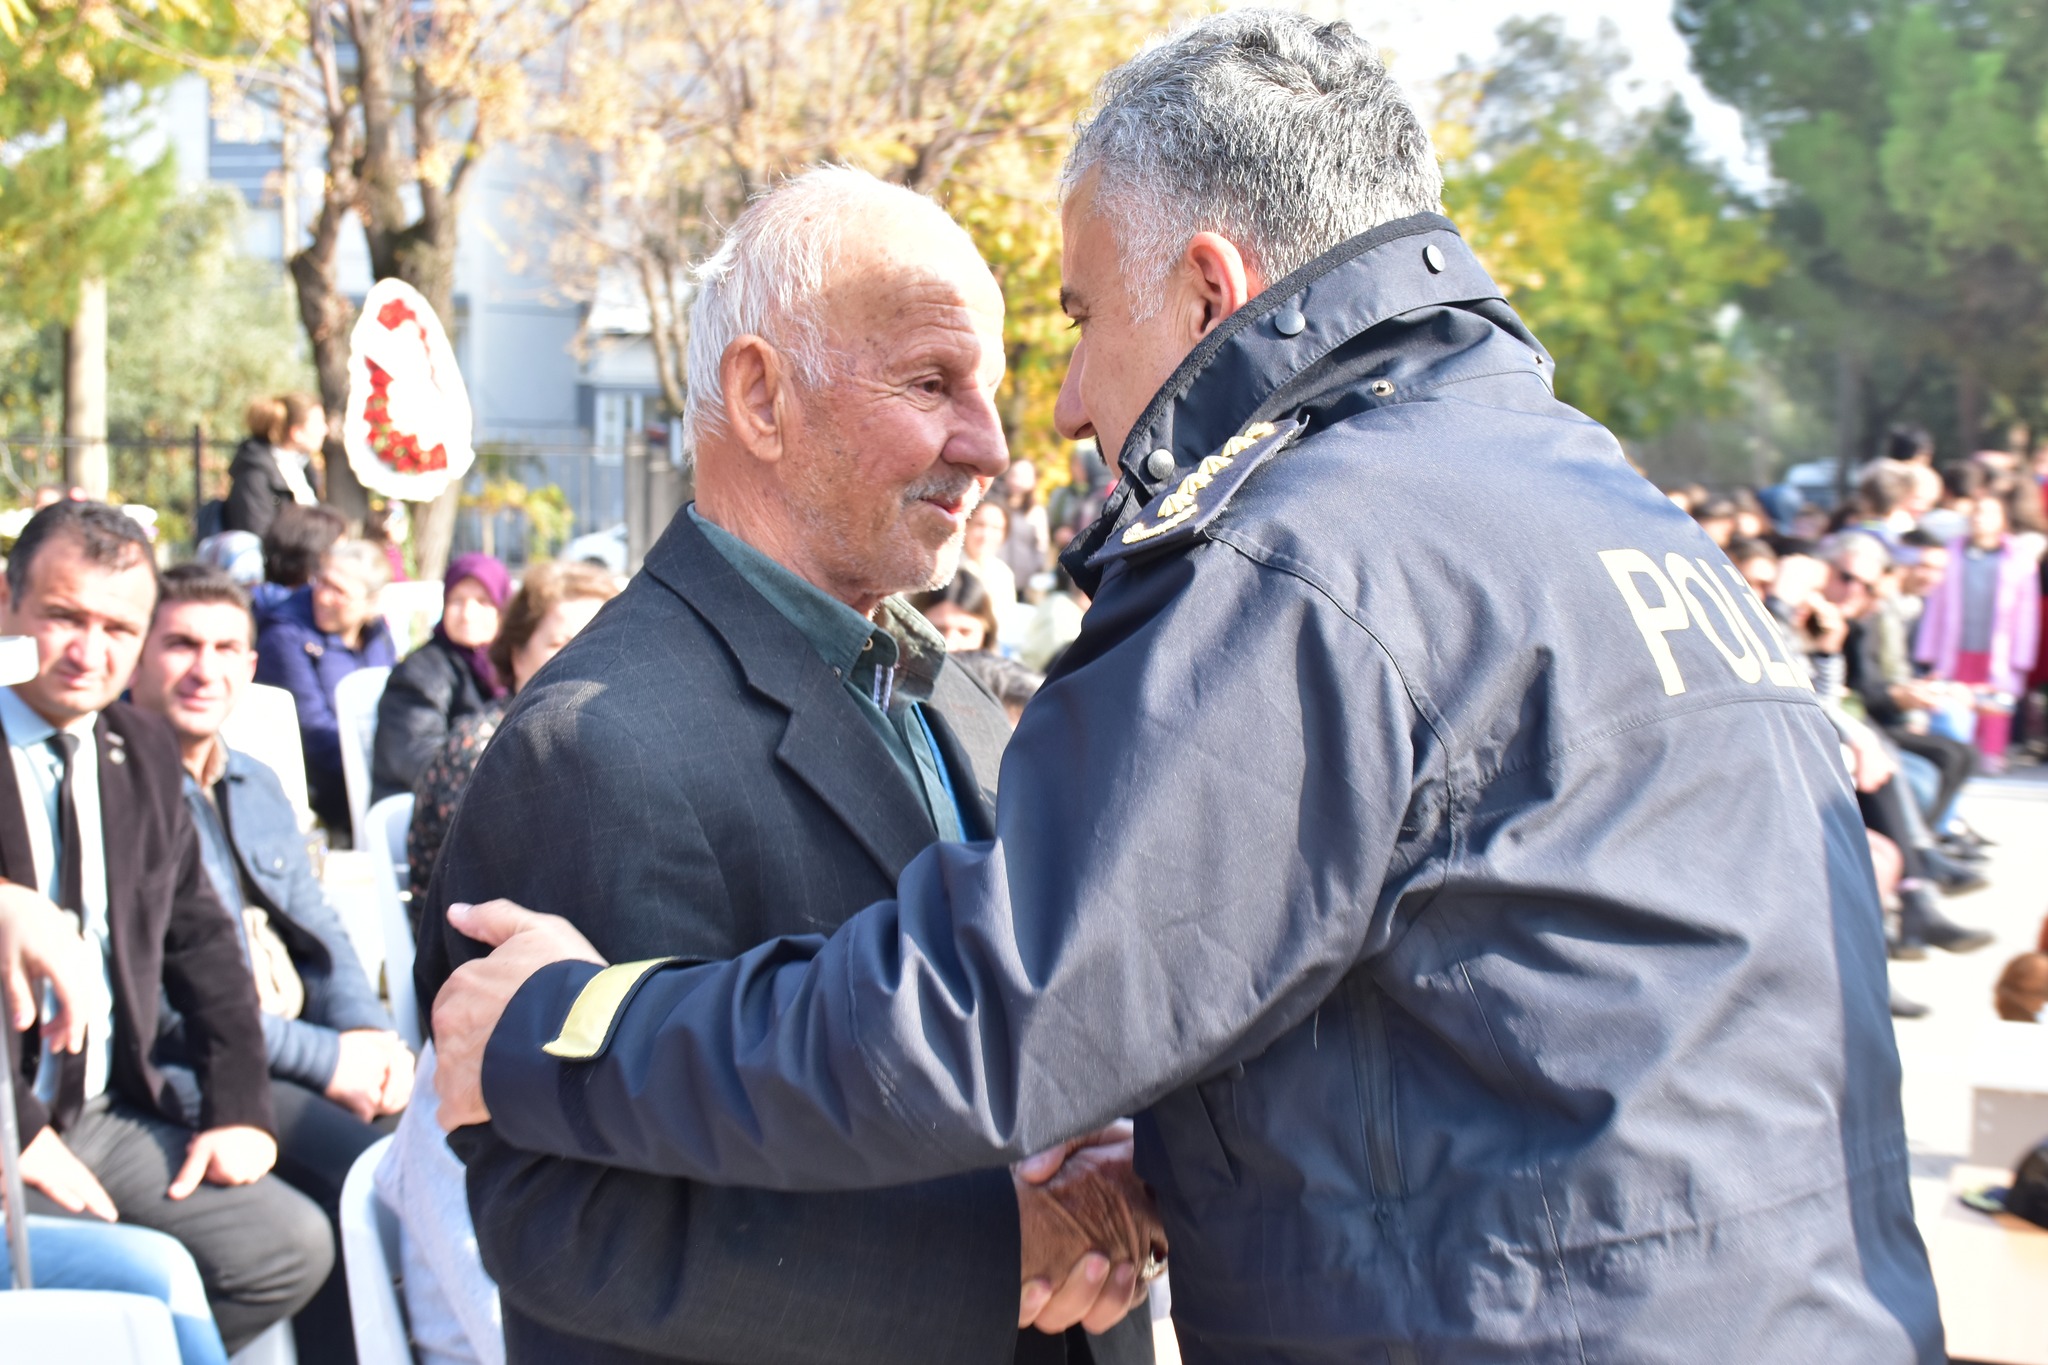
[1354,981,1405,1203]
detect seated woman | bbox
[907,571,1001,658]
[406,560,620,906]
[381,559,619,1365]
[371,553,509,804]
[255,538,397,833]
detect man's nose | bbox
[1053,342,1092,444]
[950,386,1011,481]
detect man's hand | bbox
[378,1034,417,1114]
[327,1029,414,1122]
[1846,725,1897,794]
[168,1126,277,1200]
[0,879,107,1050]
[434,900,605,1131]
[17,1125,116,1221]
[1013,1120,1166,1335]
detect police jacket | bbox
[478,216,1943,1364]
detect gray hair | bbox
[1063,9,1443,315]
[321,537,394,594]
[683,167,978,452]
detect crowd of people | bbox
[2,376,2041,1359]
[0,373,1132,1364]
[1668,425,2048,1017]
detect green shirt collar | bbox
[687,505,947,703]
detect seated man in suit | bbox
[131,561,416,1365]
[0,500,333,1355]
[415,169,1158,1364]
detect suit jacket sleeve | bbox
[160,802,276,1135]
[479,544,1415,1189]
[431,701,1020,1363]
[6,997,50,1145]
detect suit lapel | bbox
[643,513,938,882]
[95,714,138,1043]
[0,708,37,889]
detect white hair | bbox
[1063,9,1444,317]
[682,166,979,453]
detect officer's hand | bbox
[1014,1120,1166,1335]
[435,900,606,1131]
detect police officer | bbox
[435,12,1943,1362]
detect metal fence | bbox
[0,432,681,567]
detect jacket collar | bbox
[641,513,942,882]
[1061,213,1544,591]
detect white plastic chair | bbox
[220,683,312,832]
[0,1288,183,1363]
[340,1136,412,1365]
[361,794,421,1049]
[227,1319,299,1365]
[334,666,391,849]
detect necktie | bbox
[46,732,88,1130]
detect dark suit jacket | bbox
[417,513,1151,1365]
[2,701,274,1143]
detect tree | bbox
[1437,18,1783,446]
[1677,0,2048,461]
[0,0,234,493]
[536,0,1181,473]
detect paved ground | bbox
[1894,765,2048,1161]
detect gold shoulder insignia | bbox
[542,957,683,1060]
[1121,422,1278,546]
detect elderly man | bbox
[413,168,1158,1364]
[438,12,1942,1363]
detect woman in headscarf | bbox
[370,552,509,802]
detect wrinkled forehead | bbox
[813,226,1004,355]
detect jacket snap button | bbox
[270,856,284,871]
[1274,308,1306,337]
[1423,243,1446,273]
[1371,379,1396,398]
[1144,448,1177,481]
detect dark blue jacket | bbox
[155,746,394,1113]
[253,585,396,829]
[479,217,1942,1364]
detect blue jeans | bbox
[0,1214,229,1365]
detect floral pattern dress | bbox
[407,701,506,912]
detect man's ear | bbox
[1179,232,1265,343]
[720,337,788,464]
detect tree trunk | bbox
[288,245,367,522]
[1832,344,1863,503]
[62,276,109,499]
[1956,361,1983,460]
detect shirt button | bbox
[1144,448,1176,481]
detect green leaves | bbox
[1441,21,1781,442]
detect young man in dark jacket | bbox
[134,563,416,1365]
[0,501,331,1354]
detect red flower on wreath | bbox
[362,359,449,475]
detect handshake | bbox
[1013,1120,1168,1336]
